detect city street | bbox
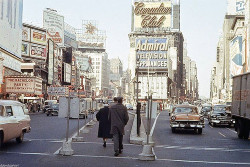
[0,111,250,167]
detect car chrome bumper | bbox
[211,119,235,124]
[170,123,204,128]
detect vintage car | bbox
[200,104,212,117]
[170,104,205,134]
[46,103,59,116]
[0,100,31,147]
[208,105,235,127]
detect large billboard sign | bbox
[230,36,243,76]
[136,38,168,71]
[0,0,23,58]
[43,9,64,46]
[5,76,42,95]
[133,1,172,31]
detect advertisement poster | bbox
[30,44,46,59]
[31,29,47,45]
[43,9,64,46]
[22,42,30,56]
[230,36,243,76]
[22,27,30,42]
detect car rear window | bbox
[174,107,197,114]
[12,106,25,116]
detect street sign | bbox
[47,87,69,96]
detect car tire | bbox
[16,132,24,143]
[197,128,202,134]
[171,128,176,133]
[237,120,244,139]
[211,122,216,127]
[47,113,49,116]
[0,132,3,148]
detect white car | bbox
[0,100,31,147]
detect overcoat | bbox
[96,106,113,138]
[109,103,129,135]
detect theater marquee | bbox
[133,2,172,29]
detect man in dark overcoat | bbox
[110,97,129,156]
[96,104,112,147]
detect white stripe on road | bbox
[219,132,226,138]
[150,113,160,136]
[2,151,250,165]
[227,128,237,134]
[157,158,250,165]
[70,141,141,147]
[155,145,250,152]
[209,125,213,128]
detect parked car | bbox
[208,104,235,127]
[125,104,133,110]
[0,100,31,147]
[200,105,212,117]
[170,104,205,134]
[46,103,59,116]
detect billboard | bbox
[230,36,243,76]
[48,40,54,85]
[43,9,64,46]
[22,27,31,42]
[5,76,42,95]
[30,44,46,59]
[136,38,168,71]
[0,0,23,58]
[133,1,172,31]
[21,42,30,56]
[64,63,71,83]
[31,29,47,45]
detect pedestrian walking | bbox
[109,97,129,156]
[109,97,117,108]
[96,104,113,147]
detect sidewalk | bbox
[70,113,144,158]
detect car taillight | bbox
[171,116,176,121]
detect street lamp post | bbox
[136,60,141,136]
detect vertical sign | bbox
[48,40,54,85]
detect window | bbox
[12,106,24,116]
[5,106,13,116]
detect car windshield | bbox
[213,106,226,113]
[51,104,59,110]
[203,106,212,111]
[174,107,197,114]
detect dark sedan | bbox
[46,104,59,116]
[208,105,235,127]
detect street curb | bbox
[129,114,146,145]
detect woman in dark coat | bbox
[96,104,113,147]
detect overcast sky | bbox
[23,0,227,98]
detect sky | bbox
[23,0,227,98]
